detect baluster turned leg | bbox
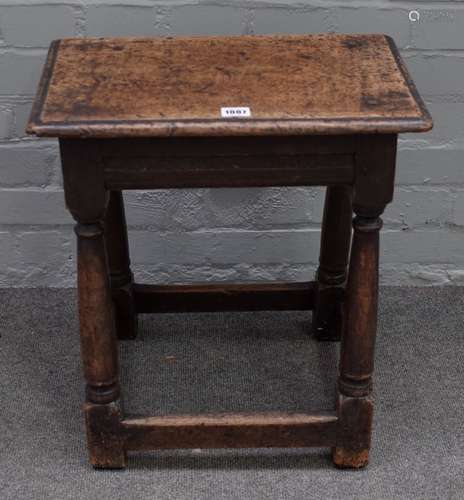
[332,135,396,468]
[105,191,137,340]
[333,213,382,468]
[76,221,126,468]
[313,186,352,341]
[61,139,126,468]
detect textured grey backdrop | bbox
[0,1,463,287]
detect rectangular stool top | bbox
[27,34,432,138]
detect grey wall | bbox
[0,1,463,287]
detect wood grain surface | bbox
[121,412,338,450]
[27,34,432,137]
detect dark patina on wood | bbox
[27,34,432,469]
[122,412,338,450]
[134,282,315,314]
[27,34,431,138]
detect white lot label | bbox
[221,107,251,118]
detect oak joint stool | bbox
[27,34,432,469]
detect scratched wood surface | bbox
[27,34,432,137]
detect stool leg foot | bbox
[111,279,138,341]
[84,401,126,469]
[313,186,352,341]
[105,191,138,340]
[332,395,373,469]
[312,283,345,341]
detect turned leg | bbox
[313,185,352,341]
[332,135,397,468]
[333,213,382,468]
[105,191,138,340]
[76,222,126,468]
[61,139,126,468]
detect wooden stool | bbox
[27,34,432,469]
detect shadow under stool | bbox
[27,34,432,469]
